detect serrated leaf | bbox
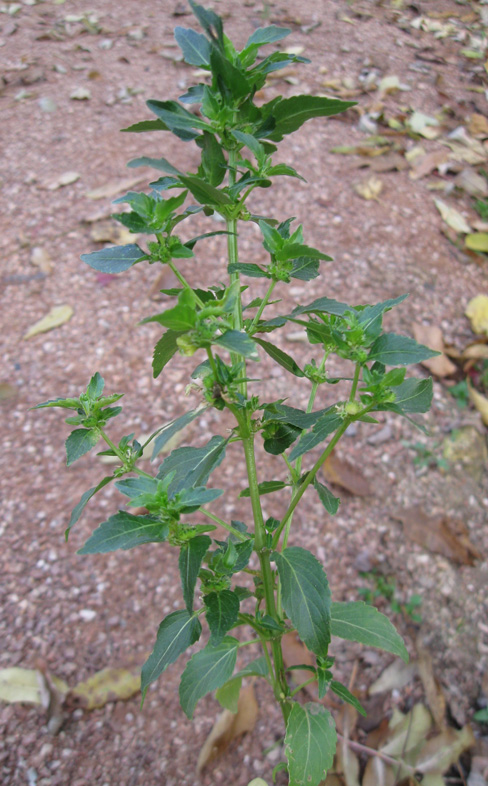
[378,377,433,414]
[254,337,304,376]
[289,410,343,461]
[66,428,99,466]
[273,547,331,656]
[153,330,183,378]
[127,156,181,175]
[205,590,240,645]
[179,637,238,718]
[264,95,355,142]
[331,601,408,661]
[179,535,211,613]
[141,610,202,698]
[228,262,269,278]
[147,99,208,138]
[214,330,258,359]
[151,408,203,458]
[158,435,228,494]
[285,702,337,786]
[313,479,340,515]
[78,511,168,554]
[81,244,145,273]
[244,25,291,49]
[262,403,324,430]
[368,333,440,366]
[174,26,211,66]
[290,257,320,280]
[179,174,232,206]
[240,480,287,498]
[66,475,114,537]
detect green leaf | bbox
[228,262,269,278]
[121,119,167,133]
[267,163,306,182]
[145,304,196,332]
[244,25,291,49]
[215,677,242,712]
[158,435,228,494]
[254,337,304,376]
[151,409,204,459]
[291,296,349,318]
[330,680,366,716]
[197,130,227,186]
[291,258,320,280]
[273,547,331,656]
[313,479,340,515]
[179,535,211,613]
[127,156,182,176]
[189,0,223,47]
[81,244,145,274]
[263,422,302,455]
[153,330,184,378]
[174,26,211,66]
[262,403,323,430]
[285,703,337,786]
[146,100,208,138]
[331,601,408,662]
[264,95,355,142]
[66,428,99,466]
[214,330,258,359]
[288,410,342,461]
[66,475,114,537]
[210,47,250,99]
[141,610,202,699]
[240,480,287,498]
[232,538,254,572]
[388,377,433,413]
[204,590,240,645]
[79,511,168,554]
[178,174,232,206]
[179,637,238,718]
[277,243,332,262]
[87,372,104,399]
[33,396,80,410]
[368,333,440,366]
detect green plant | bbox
[402,439,450,472]
[34,3,439,783]
[358,571,423,624]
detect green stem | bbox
[226,148,246,398]
[166,259,205,308]
[200,508,248,542]
[289,676,317,698]
[99,430,125,462]
[249,278,277,332]
[349,362,361,401]
[206,347,218,376]
[238,638,261,648]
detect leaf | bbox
[388,377,433,414]
[23,305,73,339]
[313,478,340,514]
[392,505,482,565]
[281,632,316,699]
[81,244,145,274]
[196,683,258,773]
[215,676,242,713]
[44,170,80,190]
[153,329,183,378]
[331,601,408,662]
[78,511,168,554]
[214,330,258,359]
[290,257,320,280]
[285,702,337,786]
[157,435,228,494]
[416,638,447,729]
[330,681,366,716]
[288,410,343,461]
[273,547,331,657]
[66,475,114,537]
[146,99,208,137]
[71,668,140,710]
[254,337,304,376]
[141,610,202,697]
[369,660,418,695]
[434,199,471,234]
[465,294,488,335]
[66,428,99,466]
[151,408,203,458]
[228,262,269,278]
[0,668,46,704]
[174,26,211,66]
[204,590,240,645]
[323,453,372,497]
[244,25,291,49]
[179,535,211,612]
[178,174,232,206]
[179,637,239,718]
[468,379,488,426]
[368,332,439,366]
[240,480,288,498]
[354,175,383,201]
[121,119,167,134]
[416,725,475,775]
[264,95,355,142]
[411,324,457,377]
[127,156,182,176]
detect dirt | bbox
[1,0,487,784]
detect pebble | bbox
[79,609,97,622]
[367,424,392,445]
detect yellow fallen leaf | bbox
[434,199,471,234]
[247,781,268,786]
[465,294,488,334]
[465,233,488,252]
[378,75,400,95]
[0,667,68,705]
[71,668,140,710]
[468,379,488,426]
[23,305,73,339]
[354,175,383,201]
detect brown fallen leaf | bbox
[354,175,383,201]
[392,505,482,565]
[23,305,73,339]
[468,113,488,139]
[415,638,447,730]
[368,153,407,173]
[416,725,475,775]
[323,452,372,497]
[362,757,395,786]
[71,668,140,710]
[196,683,258,773]
[468,379,488,427]
[462,342,488,361]
[281,632,317,698]
[369,660,418,695]
[85,176,144,200]
[455,168,488,198]
[37,664,67,735]
[411,324,456,377]
[409,149,449,180]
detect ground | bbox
[1,0,487,784]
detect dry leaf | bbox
[85,176,144,200]
[408,111,440,138]
[409,150,449,180]
[23,305,73,339]
[466,233,488,252]
[462,343,488,360]
[416,725,475,774]
[281,632,317,698]
[392,506,482,565]
[455,169,488,198]
[71,668,140,710]
[196,684,258,772]
[44,170,80,190]
[378,75,400,95]
[468,379,488,426]
[466,295,488,335]
[354,175,383,201]
[382,704,433,757]
[247,780,268,786]
[469,113,488,138]
[336,739,360,786]
[323,452,372,497]
[30,246,53,274]
[37,666,67,735]
[416,639,447,730]
[369,661,418,695]
[411,324,456,377]
[89,221,135,245]
[434,199,471,234]
[369,153,407,173]
[0,667,68,705]
[362,757,396,786]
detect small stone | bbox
[38,97,57,113]
[367,424,392,445]
[70,87,91,100]
[79,609,97,622]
